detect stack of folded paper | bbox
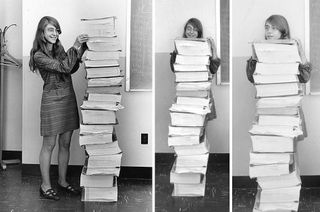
[79,16,123,202]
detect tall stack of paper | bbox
[169,38,213,196]
[249,40,303,212]
[80,16,123,202]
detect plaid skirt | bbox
[40,85,79,136]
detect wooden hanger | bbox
[0,24,22,68]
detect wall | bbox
[155,0,229,153]
[0,0,22,151]
[22,0,152,167]
[232,0,320,175]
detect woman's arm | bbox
[170,50,177,72]
[77,43,88,60]
[208,57,221,74]
[70,58,81,74]
[207,37,220,74]
[70,43,88,74]
[34,47,80,74]
[293,38,312,83]
[35,34,88,74]
[246,57,257,83]
[298,62,312,83]
[246,43,259,83]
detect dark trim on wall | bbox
[155,153,175,164]
[300,176,320,187]
[119,167,152,179]
[2,150,22,160]
[232,176,257,188]
[209,153,229,163]
[22,164,151,180]
[233,176,320,188]
[155,153,229,164]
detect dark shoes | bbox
[39,187,60,201]
[39,184,81,200]
[57,183,81,195]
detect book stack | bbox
[79,16,123,202]
[169,38,213,196]
[249,40,304,212]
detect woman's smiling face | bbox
[44,23,58,44]
[265,22,282,40]
[185,23,199,38]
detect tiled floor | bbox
[155,154,229,212]
[233,187,320,212]
[0,165,152,212]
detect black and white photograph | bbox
[232,0,320,211]
[155,0,229,211]
[1,0,152,211]
[4,0,320,211]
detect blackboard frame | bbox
[216,0,230,85]
[308,0,320,95]
[125,0,152,92]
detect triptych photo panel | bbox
[0,0,319,211]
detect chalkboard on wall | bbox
[126,0,152,91]
[219,0,229,84]
[310,0,320,94]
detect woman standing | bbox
[246,15,311,84]
[170,18,221,120]
[29,16,88,200]
[246,14,311,138]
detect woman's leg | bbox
[57,130,73,186]
[40,135,57,190]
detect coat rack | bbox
[0,24,22,170]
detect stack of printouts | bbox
[168,38,213,196]
[248,40,304,212]
[79,16,123,202]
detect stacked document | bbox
[249,40,303,211]
[169,38,213,197]
[80,16,123,202]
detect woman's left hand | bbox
[207,37,218,59]
[74,34,89,49]
[292,38,307,64]
[77,34,89,44]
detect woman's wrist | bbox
[73,40,82,50]
[73,44,81,50]
[300,54,308,64]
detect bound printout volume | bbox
[249,40,303,211]
[168,38,213,196]
[80,16,123,202]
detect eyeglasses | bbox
[46,26,61,34]
[186,26,199,32]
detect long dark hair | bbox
[183,18,203,38]
[29,16,64,72]
[265,15,290,39]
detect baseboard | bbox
[155,153,229,164]
[2,150,22,160]
[233,176,320,188]
[155,153,175,164]
[22,164,151,180]
[119,167,152,179]
[301,176,320,187]
[232,176,257,188]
